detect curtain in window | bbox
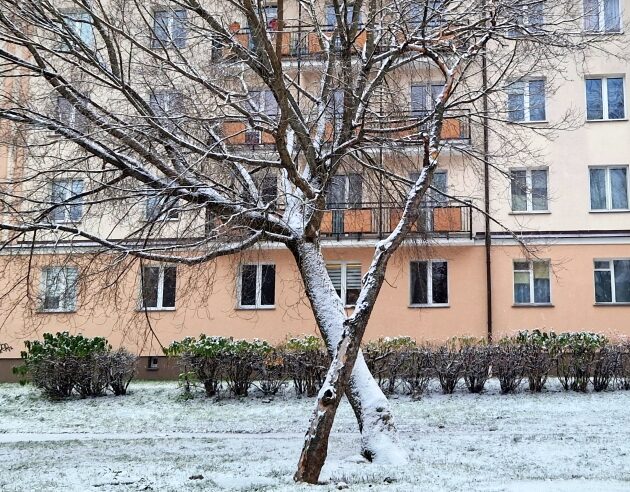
[514,270,531,303]
[586,79,603,120]
[510,170,527,211]
[529,80,546,121]
[589,168,607,209]
[607,78,624,119]
[411,261,428,304]
[604,0,621,32]
[583,0,600,30]
[531,169,548,210]
[613,260,630,302]
[533,262,550,303]
[507,82,525,122]
[610,168,628,209]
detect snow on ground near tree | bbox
[1,380,629,491]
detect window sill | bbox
[585,118,628,123]
[509,120,549,126]
[589,209,630,213]
[236,305,276,310]
[409,304,450,309]
[594,302,630,306]
[51,220,83,225]
[509,210,551,215]
[136,307,176,312]
[38,309,77,314]
[512,303,554,308]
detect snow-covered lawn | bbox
[1,380,629,491]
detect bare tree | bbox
[0,0,615,483]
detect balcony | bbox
[320,200,473,240]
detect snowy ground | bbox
[1,380,629,492]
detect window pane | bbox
[610,168,628,209]
[153,11,169,46]
[345,263,362,306]
[141,266,160,308]
[43,268,61,310]
[594,260,611,270]
[531,170,548,210]
[607,78,624,119]
[529,2,544,29]
[240,265,257,306]
[260,265,276,306]
[348,174,363,208]
[507,83,525,122]
[604,0,621,32]
[432,261,448,304]
[69,180,84,221]
[326,175,346,208]
[261,175,278,207]
[583,0,600,30]
[594,270,613,302]
[586,79,603,120]
[589,168,607,209]
[430,171,448,203]
[411,85,429,114]
[63,267,78,311]
[173,10,187,48]
[162,267,176,308]
[410,261,428,304]
[510,170,527,211]
[326,264,343,299]
[613,260,630,302]
[514,271,531,303]
[533,262,550,303]
[529,80,546,121]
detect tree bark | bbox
[290,241,407,483]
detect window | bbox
[148,356,159,370]
[510,168,548,212]
[586,77,625,120]
[262,5,278,29]
[152,9,187,48]
[584,0,621,32]
[140,265,177,310]
[509,1,544,36]
[247,90,278,117]
[589,166,628,210]
[409,170,447,231]
[149,91,183,119]
[594,259,630,303]
[260,175,278,209]
[325,4,359,28]
[40,266,78,312]
[145,195,180,221]
[326,174,363,209]
[62,11,95,48]
[239,264,275,308]
[326,262,362,306]
[409,1,446,28]
[513,260,551,305]
[50,179,84,223]
[56,97,86,130]
[411,83,444,116]
[507,80,546,122]
[410,260,448,306]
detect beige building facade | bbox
[0,1,629,380]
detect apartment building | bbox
[0,1,628,379]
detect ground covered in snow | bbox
[1,380,629,491]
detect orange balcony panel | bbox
[308,32,322,54]
[433,207,462,232]
[354,30,367,51]
[235,33,249,49]
[261,129,275,144]
[441,118,463,139]
[344,209,372,233]
[321,210,333,233]
[223,121,247,144]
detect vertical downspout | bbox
[482,1,493,343]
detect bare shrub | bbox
[75,354,110,398]
[492,339,525,394]
[400,346,433,397]
[106,349,138,396]
[616,343,630,390]
[283,336,328,397]
[592,346,620,392]
[363,337,417,394]
[516,330,555,392]
[255,350,288,396]
[431,342,463,394]
[458,338,491,394]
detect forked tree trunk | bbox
[290,241,407,483]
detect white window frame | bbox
[588,165,629,211]
[326,261,362,307]
[584,0,622,32]
[50,179,84,223]
[409,260,449,307]
[62,11,95,48]
[152,9,187,48]
[507,79,547,122]
[513,259,552,306]
[145,195,180,222]
[237,263,276,309]
[139,265,177,311]
[585,76,626,121]
[40,266,78,313]
[510,167,549,213]
[594,258,630,304]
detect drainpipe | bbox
[482,2,493,343]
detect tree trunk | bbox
[290,241,407,483]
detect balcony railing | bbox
[320,200,473,240]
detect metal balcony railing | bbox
[320,200,473,240]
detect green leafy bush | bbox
[281,335,328,397]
